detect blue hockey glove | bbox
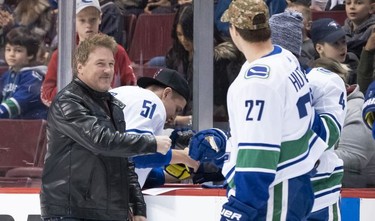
[188,128,227,163]
[220,196,256,221]
[363,81,375,138]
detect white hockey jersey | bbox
[110,86,167,187]
[307,67,347,212]
[222,46,327,215]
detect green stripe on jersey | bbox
[278,130,314,164]
[322,115,341,150]
[237,148,279,170]
[4,99,19,117]
[272,182,283,221]
[312,171,343,193]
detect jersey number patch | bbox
[140,100,156,119]
[245,100,265,121]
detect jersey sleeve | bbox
[40,50,58,107]
[308,68,347,149]
[0,70,44,118]
[114,45,136,86]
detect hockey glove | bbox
[188,128,227,164]
[363,81,375,138]
[220,196,256,221]
[164,163,191,180]
[169,128,196,149]
[192,162,225,184]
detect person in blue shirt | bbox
[0,26,48,119]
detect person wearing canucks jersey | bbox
[216,0,328,220]
[306,66,347,220]
[110,68,199,187]
[267,11,347,220]
[0,27,48,119]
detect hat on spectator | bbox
[220,0,270,30]
[76,0,101,14]
[311,18,345,46]
[269,10,304,56]
[137,68,190,101]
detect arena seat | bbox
[128,13,175,64]
[122,13,137,51]
[0,119,47,176]
[311,10,347,26]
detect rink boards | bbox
[0,187,374,221]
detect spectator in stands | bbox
[40,0,136,107]
[0,0,55,47]
[312,57,375,188]
[343,0,375,59]
[287,0,317,67]
[40,33,172,221]
[164,3,244,122]
[357,28,375,93]
[311,18,359,84]
[110,68,199,188]
[0,27,47,119]
[99,0,124,44]
[115,0,148,16]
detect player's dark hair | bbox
[5,26,41,62]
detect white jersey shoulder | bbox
[110,86,166,135]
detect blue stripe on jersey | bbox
[238,143,280,149]
[313,166,344,178]
[277,134,319,171]
[126,128,154,135]
[315,187,341,199]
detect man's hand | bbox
[133,215,147,221]
[155,135,171,155]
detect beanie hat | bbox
[269,10,303,56]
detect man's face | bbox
[161,88,187,126]
[76,46,115,92]
[76,7,101,41]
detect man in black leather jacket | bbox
[40,34,171,221]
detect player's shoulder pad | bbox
[245,65,270,79]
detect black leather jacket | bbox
[40,78,156,220]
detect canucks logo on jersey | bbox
[245,65,270,79]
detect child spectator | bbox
[40,0,136,107]
[311,18,359,84]
[0,27,47,119]
[343,0,375,59]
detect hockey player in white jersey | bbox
[209,0,328,220]
[110,68,198,187]
[268,11,347,220]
